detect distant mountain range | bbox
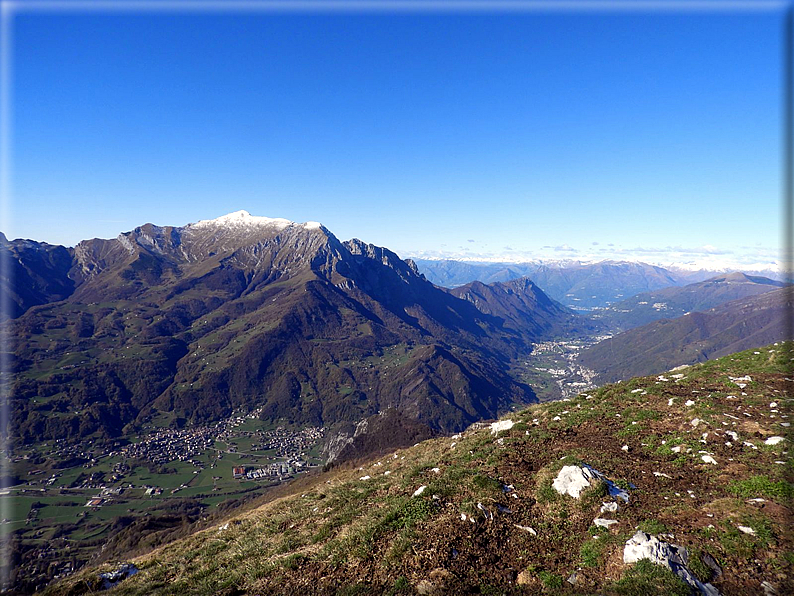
[594,271,787,332]
[5,212,788,463]
[578,287,792,383]
[412,258,783,310]
[6,212,592,461]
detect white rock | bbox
[552,465,599,498]
[653,472,672,479]
[431,467,440,473]
[744,441,758,450]
[765,436,786,446]
[685,400,696,407]
[413,485,427,497]
[601,501,619,513]
[770,402,778,408]
[737,525,756,535]
[594,518,618,528]
[621,445,629,452]
[701,455,717,465]
[514,524,537,535]
[359,475,371,481]
[623,531,720,596]
[552,416,561,421]
[490,420,514,435]
[691,418,701,427]
[726,431,738,441]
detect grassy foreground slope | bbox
[47,344,793,595]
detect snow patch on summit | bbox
[189,210,323,232]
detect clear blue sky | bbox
[7,3,786,269]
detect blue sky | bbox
[6,2,786,270]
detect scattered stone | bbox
[623,531,719,596]
[685,400,696,407]
[99,563,139,591]
[413,485,427,497]
[691,418,701,427]
[761,580,779,595]
[594,518,618,528]
[601,501,618,513]
[701,455,717,465]
[764,436,786,446]
[514,524,537,535]
[359,475,371,481]
[621,445,629,452]
[490,419,514,435]
[567,571,578,585]
[552,464,629,502]
[737,525,756,535]
[653,472,672,479]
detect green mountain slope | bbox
[10,213,582,459]
[595,273,786,332]
[578,288,792,384]
[44,344,793,596]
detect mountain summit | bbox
[10,212,586,462]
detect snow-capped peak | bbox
[189,210,323,232]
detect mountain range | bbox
[412,258,783,311]
[578,287,793,384]
[594,272,787,332]
[7,211,593,461]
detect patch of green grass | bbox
[580,538,605,567]
[686,548,715,583]
[579,480,609,510]
[471,475,502,493]
[386,576,411,595]
[611,559,692,595]
[727,476,794,501]
[537,570,563,589]
[637,519,668,535]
